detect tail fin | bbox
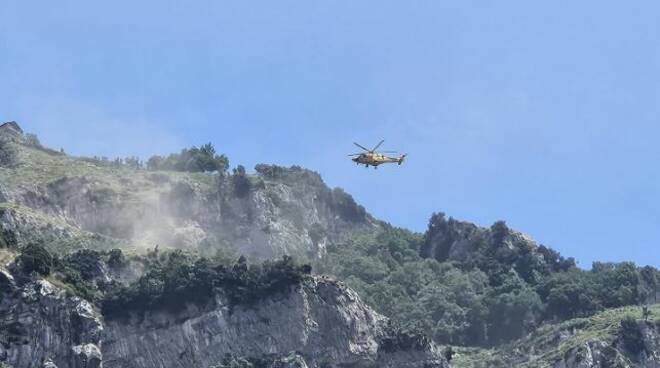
[398,154,407,165]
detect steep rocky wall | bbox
[217,166,376,259]
[0,271,103,368]
[0,268,447,368]
[102,277,446,368]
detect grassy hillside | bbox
[0,143,207,190]
[453,304,660,367]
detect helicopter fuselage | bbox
[349,140,406,168]
[352,152,405,167]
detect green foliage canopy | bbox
[319,222,658,347]
[18,243,53,276]
[102,252,311,318]
[147,143,229,173]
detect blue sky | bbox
[1,1,659,267]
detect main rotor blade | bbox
[353,142,370,151]
[348,153,362,156]
[379,151,398,154]
[371,139,385,152]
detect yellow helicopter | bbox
[349,140,407,169]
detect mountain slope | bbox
[0,123,378,260]
[1,121,659,368]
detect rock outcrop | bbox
[0,122,23,140]
[0,275,103,368]
[463,307,660,368]
[553,320,660,368]
[421,213,546,265]
[0,266,448,368]
[419,213,577,285]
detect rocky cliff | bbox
[420,212,577,284]
[421,213,545,266]
[0,270,103,368]
[0,264,448,368]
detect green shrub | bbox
[59,266,98,301]
[107,248,127,269]
[18,243,53,276]
[65,249,104,280]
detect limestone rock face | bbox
[0,277,103,368]
[420,213,547,264]
[216,165,377,259]
[103,277,448,368]
[0,268,448,368]
[421,214,484,263]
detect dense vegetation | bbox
[13,243,312,318]
[103,252,311,317]
[16,243,116,300]
[316,218,660,347]
[17,242,54,276]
